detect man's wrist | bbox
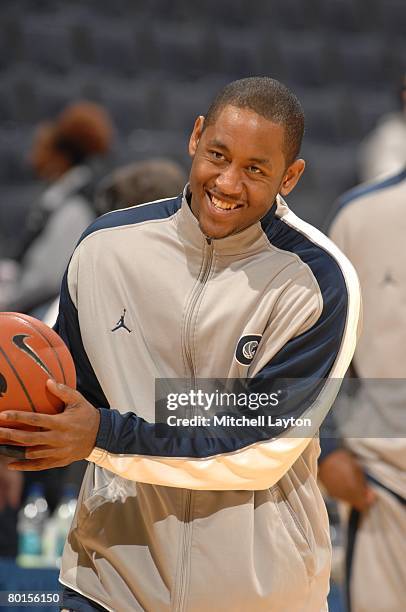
[94,407,113,449]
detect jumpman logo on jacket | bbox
[111,309,132,333]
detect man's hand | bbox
[318,448,377,512]
[0,379,100,471]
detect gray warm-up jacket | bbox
[55,189,361,612]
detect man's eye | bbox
[210,151,225,161]
[247,166,262,174]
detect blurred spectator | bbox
[319,168,406,612]
[0,101,114,315]
[94,157,187,215]
[358,73,406,182]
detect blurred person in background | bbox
[319,167,406,612]
[94,157,187,215]
[0,101,114,316]
[358,73,406,183]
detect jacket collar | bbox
[176,185,281,256]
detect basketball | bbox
[0,312,76,431]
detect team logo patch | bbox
[235,334,262,366]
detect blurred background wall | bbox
[0,0,404,255]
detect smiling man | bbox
[0,78,361,612]
[188,83,305,240]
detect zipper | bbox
[182,237,213,384]
[174,238,214,612]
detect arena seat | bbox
[0,79,14,124]
[319,0,366,32]
[169,0,250,27]
[302,141,359,204]
[263,0,321,30]
[0,127,35,183]
[149,23,219,79]
[101,78,163,132]
[90,24,137,77]
[349,89,397,135]
[6,70,40,124]
[21,16,73,74]
[125,128,189,167]
[33,75,82,121]
[275,32,330,87]
[333,35,392,87]
[211,27,263,78]
[0,15,24,69]
[160,79,221,132]
[375,0,406,35]
[299,88,347,144]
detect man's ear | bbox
[280,159,305,196]
[188,116,205,158]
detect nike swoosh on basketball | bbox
[12,334,53,377]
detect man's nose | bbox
[215,164,243,195]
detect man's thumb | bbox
[46,378,79,403]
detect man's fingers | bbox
[0,426,53,446]
[46,379,79,405]
[25,446,62,460]
[0,410,64,429]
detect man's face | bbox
[188,105,305,240]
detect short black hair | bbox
[204,77,304,165]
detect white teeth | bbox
[211,196,239,210]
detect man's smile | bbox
[206,190,245,215]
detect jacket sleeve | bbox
[56,242,361,491]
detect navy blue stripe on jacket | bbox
[79,195,183,243]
